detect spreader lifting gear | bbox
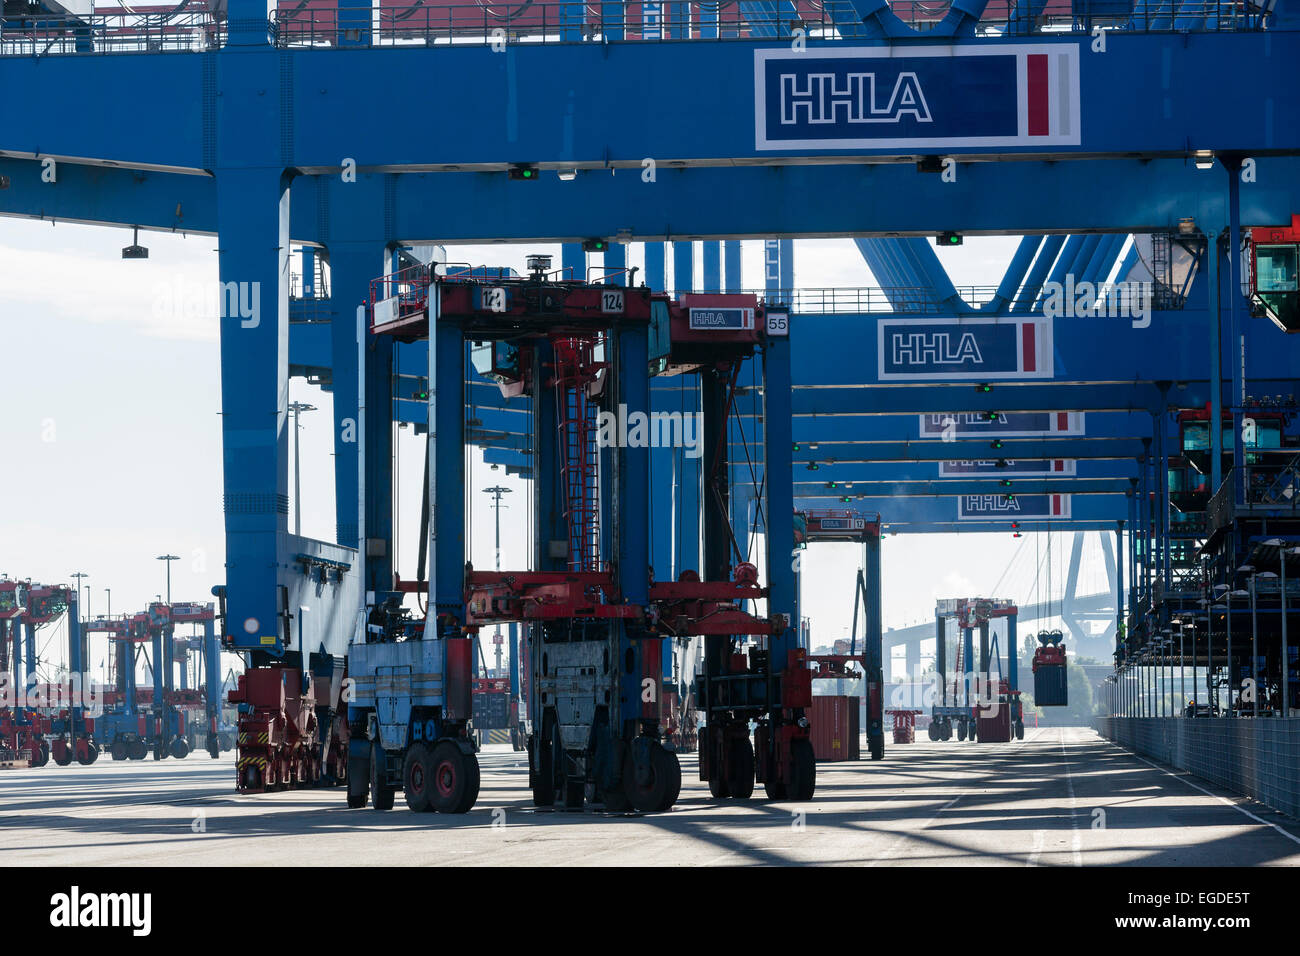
[355,257,807,811]
[1032,629,1069,706]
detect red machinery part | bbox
[887,709,922,744]
[229,665,321,793]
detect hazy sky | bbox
[0,219,1115,681]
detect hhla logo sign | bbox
[596,404,704,459]
[49,887,151,936]
[1041,275,1152,328]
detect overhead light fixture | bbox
[1192,150,1215,170]
[1178,217,1197,236]
[557,168,578,182]
[122,226,148,259]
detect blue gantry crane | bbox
[3,0,1300,810]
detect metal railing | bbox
[0,11,222,55]
[268,0,1265,49]
[751,285,1000,313]
[2,0,1266,56]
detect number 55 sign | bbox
[766,308,790,337]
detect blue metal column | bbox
[1116,520,1125,649]
[702,241,721,291]
[9,620,20,691]
[617,322,652,733]
[22,621,35,685]
[363,251,397,597]
[328,241,389,551]
[429,302,465,625]
[865,531,884,758]
[1127,490,1138,616]
[1138,444,1150,603]
[724,241,742,293]
[675,383,702,578]
[1207,230,1224,493]
[673,241,694,295]
[151,620,165,758]
[216,169,291,653]
[67,592,83,742]
[204,618,219,755]
[123,632,138,721]
[164,620,178,742]
[764,332,797,662]
[644,243,666,292]
[1226,161,1247,505]
[1156,417,1171,591]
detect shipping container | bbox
[975,701,1011,743]
[1033,665,1068,707]
[811,696,860,761]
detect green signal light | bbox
[991,439,1004,450]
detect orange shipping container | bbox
[811,696,860,761]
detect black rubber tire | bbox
[941,721,952,741]
[369,742,395,811]
[727,737,755,800]
[762,776,787,800]
[927,722,939,742]
[869,735,884,761]
[78,742,99,765]
[658,747,682,811]
[789,738,817,802]
[403,742,433,812]
[1014,720,1025,740]
[346,752,369,808]
[428,741,474,814]
[170,737,190,760]
[623,743,672,813]
[956,722,967,741]
[709,774,731,799]
[52,741,72,767]
[530,732,555,807]
[968,724,977,743]
[129,739,147,760]
[459,751,481,813]
[32,742,50,768]
[111,740,127,761]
